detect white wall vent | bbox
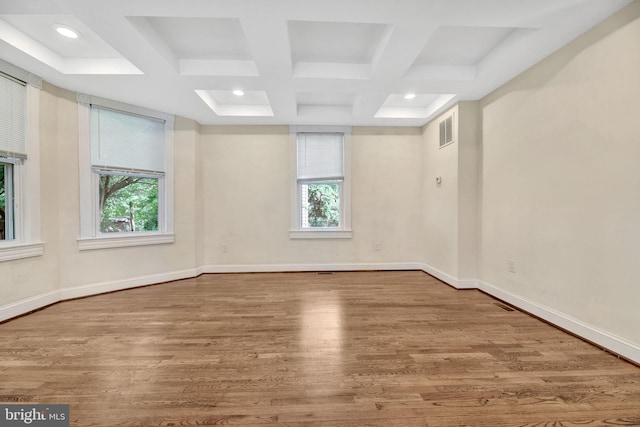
[439,112,455,148]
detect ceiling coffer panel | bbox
[288,20,387,64]
[414,26,516,66]
[144,17,252,60]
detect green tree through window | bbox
[305,182,340,227]
[0,162,14,240]
[0,164,5,239]
[99,174,158,233]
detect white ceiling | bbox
[0,0,632,126]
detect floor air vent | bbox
[317,272,334,275]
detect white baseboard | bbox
[0,268,201,323]
[418,263,458,287]
[60,268,201,300]
[202,262,422,274]
[456,279,479,289]
[478,280,640,364]
[418,263,477,289]
[0,289,61,323]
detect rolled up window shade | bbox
[0,73,27,158]
[297,133,343,180]
[90,106,165,173]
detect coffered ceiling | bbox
[0,0,631,126]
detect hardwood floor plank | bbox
[0,271,638,426]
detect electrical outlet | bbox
[373,241,381,251]
[508,259,516,273]
[222,244,229,253]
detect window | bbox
[0,160,15,240]
[298,133,343,228]
[91,106,164,235]
[0,63,43,262]
[77,95,174,250]
[0,72,25,243]
[290,127,351,239]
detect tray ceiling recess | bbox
[0,0,632,126]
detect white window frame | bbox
[0,60,44,263]
[289,126,352,239]
[77,93,175,251]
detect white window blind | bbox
[0,73,27,158]
[297,133,343,180]
[90,106,165,173]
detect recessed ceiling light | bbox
[404,93,416,100]
[54,24,81,39]
[232,90,244,97]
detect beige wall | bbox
[422,106,459,277]
[457,102,481,280]
[193,120,205,269]
[421,102,480,282]
[0,84,61,305]
[480,2,640,342]
[1,84,201,308]
[200,126,423,267]
[351,128,423,264]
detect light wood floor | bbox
[0,271,639,426]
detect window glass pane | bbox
[301,182,340,228]
[0,162,14,240]
[99,173,159,233]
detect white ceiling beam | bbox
[240,13,296,120]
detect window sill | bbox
[289,229,352,239]
[0,242,45,262]
[77,233,175,251]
